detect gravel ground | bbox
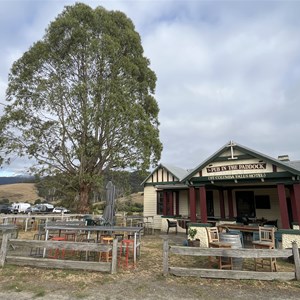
[0,233,300,299]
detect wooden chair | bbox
[99,237,113,262]
[166,219,177,234]
[206,227,232,269]
[252,226,277,272]
[206,227,219,244]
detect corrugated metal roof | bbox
[141,163,189,185]
[161,163,189,181]
[286,160,300,171]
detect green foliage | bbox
[0,3,162,212]
[35,169,148,211]
[116,199,143,213]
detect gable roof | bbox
[141,163,189,185]
[181,140,300,182]
[286,160,300,172]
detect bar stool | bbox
[99,237,113,262]
[48,236,66,259]
[114,233,124,242]
[77,232,88,242]
[63,231,76,257]
[98,234,112,243]
[119,239,135,268]
[127,233,135,240]
[30,232,46,257]
[64,231,76,241]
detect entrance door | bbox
[236,191,255,218]
[206,191,214,217]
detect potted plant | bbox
[188,227,200,247]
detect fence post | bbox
[0,231,10,267]
[25,218,29,232]
[111,238,118,274]
[163,237,169,276]
[292,241,300,280]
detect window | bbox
[255,195,271,209]
[157,191,164,215]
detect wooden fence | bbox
[0,214,86,231]
[163,238,300,281]
[0,230,118,274]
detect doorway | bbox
[236,191,255,218]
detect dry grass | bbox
[0,183,143,205]
[116,192,144,204]
[0,183,40,203]
[1,231,300,299]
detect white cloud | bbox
[1,0,300,175]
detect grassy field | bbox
[0,183,144,206]
[0,183,40,203]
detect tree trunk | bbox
[78,183,91,213]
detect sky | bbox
[0,0,300,176]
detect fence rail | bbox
[0,232,118,274]
[162,238,300,281]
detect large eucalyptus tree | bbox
[0,3,162,212]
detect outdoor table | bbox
[176,218,191,234]
[125,215,144,227]
[217,224,259,233]
[44,224,143,264]
[125,216,154,234]
[218,223,260,244]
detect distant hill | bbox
[0,181,144,205]
[117,192,144,205]
[0,183,41,203]
[0,176,34,185]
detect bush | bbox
[115,199,143,213]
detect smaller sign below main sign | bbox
[206,163,266,173]
[208,173,267,180]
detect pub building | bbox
[142,141,300,231]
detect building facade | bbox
[143,141,300,230]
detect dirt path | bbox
[0,234,300,299]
